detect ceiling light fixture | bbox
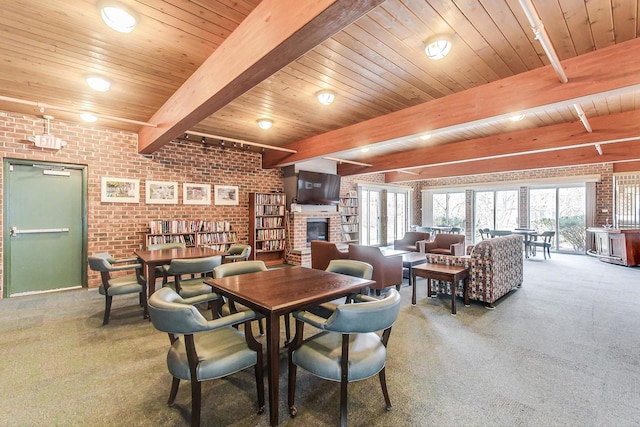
[316,90,336,105]
[257,118,273,130]
[100,2,137,33]
[424,35,452,60]
[509,113,525,122]
[85,76,112,92]
[79,113,98,123]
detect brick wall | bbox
[0,111,282,292]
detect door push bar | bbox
[10,226,69,236]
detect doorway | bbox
[3,159,88,296]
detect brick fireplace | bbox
[286,211,342,267]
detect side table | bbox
[412,263,469,315]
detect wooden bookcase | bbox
[249,192,286,265]
[339,195,359,243]
[146,220,237,251]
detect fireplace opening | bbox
[306,218,328,247]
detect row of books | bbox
[146,234,195,246]
[341,224,358,232]
[197,232,237,245]
[149,220,231,234]
[256,240,286,251]
[339,207,357,215]
[339,197,358,206]
[255,217,283,228]
[256,205,285,216]
[255,229,286,241]
[341,216,358,224]
[255,193,285,205]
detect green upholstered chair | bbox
[287,288,402,426]
[224,244,251,262]
[529,230,555,259]
[88,253,148,326]
[148,242,187,285]
[213,260,267,335]
[310,259,374,318]
[163,256,222,316]
[148,287,265,427]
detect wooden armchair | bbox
[418,233,466,256]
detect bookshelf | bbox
[249,192,286,265]
[339,195,359,243]
[145,220,237,251]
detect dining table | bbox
[511,229,538,258]
[134,246,225,298]
[204,266,374,426]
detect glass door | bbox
[530,186,585,253]
[386,190,408,242]
[360,188,381,246]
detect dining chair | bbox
[479,228,492,240]
[529,230,555,259]
[163,256,223,317]
[148,287,265,427]
[287,288,402,427]
[87,253,148,326]
[148,242,187,284]
[308,259,374,318]
[213,260,268,336]
[224,244,251,262]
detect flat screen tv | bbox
[296,170,341,205]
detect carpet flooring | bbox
[1,253,639,426]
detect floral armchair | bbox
[424,234,523,308]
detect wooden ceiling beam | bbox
[337,109,640,177]
[263,37,640,168]
[137,0,385,154]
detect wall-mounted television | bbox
[296,170,341,205]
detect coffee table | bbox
[402,252,427,288]
[412,263,469,314]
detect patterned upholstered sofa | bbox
[424,234,523,308]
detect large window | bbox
[360,188,381,246]
[361,185,411,246]
[432,192,465,227]
[474,190,518,235]
[614,174,640,229]
[530,186,585,253]
[386,190,407,242]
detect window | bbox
[432,192,465,227]
[530,186,585,253]
[386,190,408,242]
[614,174,640,229]
[474,190,517,241]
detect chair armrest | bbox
[112,257,139,264]
[353,294,380,303]
[181,292,220,306]
[450,242,466,256]
[419,241,436,253]
[293,310,329,330]
[206,309,257,330]
[110,263,142,272]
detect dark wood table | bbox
[135,247,224,298]
[205,266,374,426]
[402,252,427,294]
[412,263,469,314]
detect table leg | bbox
[451,280,456,315]
[266,313,280,426]
[411,269,417,305]
[464,275,470,307]
[427,278,432,298]
[144,262,158,299]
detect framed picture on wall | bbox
[146,180,178,204]
[214,185,239,205]
[101,177,140,203]
[183,183,211,205]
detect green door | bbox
[4,160,87,296]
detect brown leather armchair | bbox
[393,231,430,252]
[347,244,403,294]
[310,240,348,270]
[419,233,466,256]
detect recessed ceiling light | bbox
[316,90,336,105]
[420,134,432,141]
[257,118,273,130]
[80,113,98,123]
[509,113,525,122]
[424,36,452,60]
[85,76,112,92]
[100,3,137,33]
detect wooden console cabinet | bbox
[586,228,640,267]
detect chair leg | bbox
[141,292,149,320]
[258,318,265,336]
[340,376,348,427]
[254,355,265,414]
[379,367,392,410]
[288,354,298,417]
[168,377,180,405]
[103,295,112,326]
[284,314,291,344]
[190,380,201,427]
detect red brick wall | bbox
[0,111,282,292]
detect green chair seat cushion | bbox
[165,278,213,299]
[167,327,257,381]
[99,274,143,296]
[292,331,386,382]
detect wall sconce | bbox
[424,35,452,60]
[257,118,273,130]
[316,90,336,105]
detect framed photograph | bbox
[146,180,178,204]
[101,177,140,203]
[214,185,239,205]
[183,183,211,205]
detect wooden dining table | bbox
[134,246,225,298]
[205,266,374,426]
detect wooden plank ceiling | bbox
[2,0,640,182]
